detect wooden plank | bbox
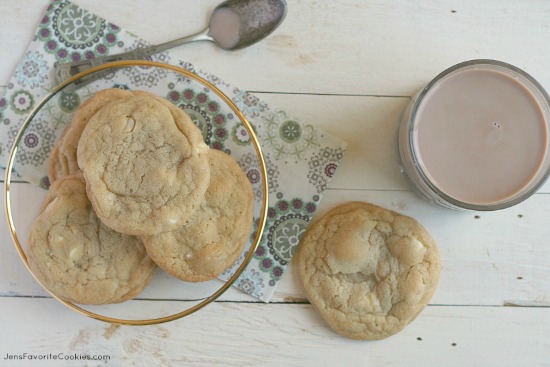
[249,187,550,306]
[3,1,550,95]
[252,92,550,194]
[0,297,548,366]
[0,1,548,365]
[255,93,413,192]
[4,93,549,193]
[3,93,412,191]
[317,189,550,307]
[3,182,550,306]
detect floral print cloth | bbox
[0,0,347,302]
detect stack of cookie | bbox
[27,89,254,305]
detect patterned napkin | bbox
[0,0,347,302]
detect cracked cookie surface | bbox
[48,89,135,183]
[141,149,254,282]
[27,175,156,305]
[296,202,440,340]
[77,92,210,236]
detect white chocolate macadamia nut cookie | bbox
[77,92,210,236]
[27,175,156,305]
[48,89,135,183]
[296,202,440,340]
[141,149,254,282]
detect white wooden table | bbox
[2,1,550,365]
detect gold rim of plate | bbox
[3,60,269,326]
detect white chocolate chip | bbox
[44,197,60,212]
[390,237,426,266]
[327,219,376,274]
[194,142,209,156]
[48,233,66,249]
[105,192,116,204]
[69,244,84,263]
[125,117,135,133]
[112,116,136,134]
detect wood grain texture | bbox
[3,182,550,307]
[0,297,549,367]
[2,1,550,365]
[2,1,550,95]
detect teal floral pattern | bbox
[307,147,345,193]
[56,3,104,47]
[10,91,35,115]
[38,0,121,62]
[252,197,317,285]
[0,0,347,303]
[0,97,6,125]
[239,152,280,199]
[173,61,195,85]
[270,217,307,261]
[15,51,49,89]
[166,87,230,150]
[57,91,80,112]
[15,117,57,169]
[232,88,268,118]
[279,119,302,143]
[262,110,319,161]
[232,124,252,146]
[235,269,265,299]
[120,40,172,87]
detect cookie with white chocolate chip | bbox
[295,202,440,340]
[48,88,135,183]
[27,175,156,305]
[141,149,254,282]
[77,92,210,236]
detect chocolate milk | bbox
[413,67,549,205]
[208,7,241,50]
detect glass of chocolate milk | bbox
[398,60,550,210]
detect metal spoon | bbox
[53,0,287,85]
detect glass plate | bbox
[4,60,268,325]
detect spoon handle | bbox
[52,29,213,86]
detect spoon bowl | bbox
[212,0,287,50]
[53,0,287,85]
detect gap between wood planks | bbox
[250,91,412,98]
[0,86,410,98]
[0,88,405,185]
[1,294,549,308]
[4,182,550,199]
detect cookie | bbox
[141,149,254,282]
[77,92,210,236]
[48,89,134,183]
[27,175,156,305]
[296,202,440,340]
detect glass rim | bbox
[406,59,550,211]
[3,60,269,325]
